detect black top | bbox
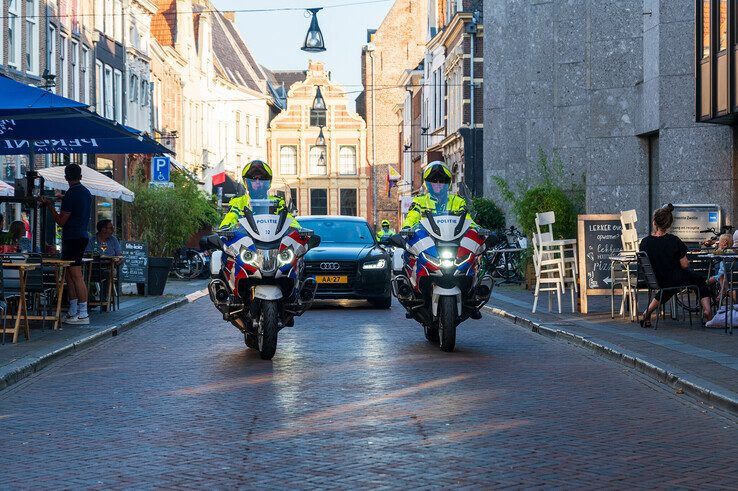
[61,182,92,240]
[639,233,688,286]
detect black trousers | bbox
[656,269,710,304]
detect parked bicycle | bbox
[483,226,527,283]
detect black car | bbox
[300,216,392,308]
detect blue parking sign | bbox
[152,156,171,183]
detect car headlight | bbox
[278,248,295,265]
[363,258,386,270]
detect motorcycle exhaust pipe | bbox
[208,279,230,305]
[392,276,414,301]
[474,275,494,303]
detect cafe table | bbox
[2,262,38,343]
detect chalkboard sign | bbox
[577,214,623,313]
[120,241,148,284]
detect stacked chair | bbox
[611,210,640,320]
[532,211,579,313]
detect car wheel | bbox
[368,296,392,309]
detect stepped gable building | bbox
[267,60,370,219]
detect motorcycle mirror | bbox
[307,234,321,250]
[378,235,391,245]
[389,234,407,249]
[476,227,492,237]
[201,234,225,252]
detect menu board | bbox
[120,241,148,284]
[577,214,623,313]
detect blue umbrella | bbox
[0,73,88,116]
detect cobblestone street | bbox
[1,299,736,488]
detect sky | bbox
[211,0,394,103]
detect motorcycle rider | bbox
[219,159,299,229]
[401,161,474,230]
[376,219,395,240]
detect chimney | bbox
[223,11,236,23]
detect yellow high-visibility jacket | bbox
[401,194,474,229]
[219,195,300,229]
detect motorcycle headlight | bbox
[362,258,386,270]
[240,247,258,265]
[440,259,455,268]
[278,248,295,265]
[439,249,455,260]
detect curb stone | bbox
[484,305,738,415]
[0,289,208,391]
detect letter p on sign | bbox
[152,156,171,183]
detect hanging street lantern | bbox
[302,8,326,52]
[316,127,326,147]
[312,86,326,111]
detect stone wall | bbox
[484,0,738,233]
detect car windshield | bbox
[300,219,374,245]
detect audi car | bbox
[299,216,392,308]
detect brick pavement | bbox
[0,298,736,488]
[490,285,738,400]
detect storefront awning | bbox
[38,165,135,202]
[0,73,87,117]
[0,180,13,197]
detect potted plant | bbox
[126,173,219,295]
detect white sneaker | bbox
[64,315,90,325]
[62,313,78,324]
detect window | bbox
[280,146,297,175]
[703,0,711,59]
[235,112,242,141]
[340,189,357,216]
[96,61,103,114]
[59,36,68,97]
[114,69,123,123]
[129,74,139,102]
[310,109,327,127]
[245,116,251,144]
[8,0,20,67]
[309,146,327,175]
[255,118,260,145]
[720,0,728,51]
[47,24,57,76]
[25,0,39,74]
[140,80,148,107]
[338,146,357,175]
[104,65,113,119]
[290,189,297,209]
[71,41,79,100]
[82,47,91,105]
[310,189,328,215]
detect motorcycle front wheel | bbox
[258,300,279,360]
[424,323,439,343]
[438,296,457,352]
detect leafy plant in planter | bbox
[125,173,218,294]
[493,148,585,282]
[471,197,505,230]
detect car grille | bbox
[305,261,357,292]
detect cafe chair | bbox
[7,254,56,330]
[637,252,701,329]
[535,211,578,312]
[532,233,564,313]
[611,227,641,320]
[0,264,21,345]
[87,257,118,312]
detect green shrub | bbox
[472,197,505,230]
[126,173,218,257]
[494,148,583,239]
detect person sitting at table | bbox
[707,234,733,293]
[86,219,122,257]
[9,220,32,253]
[639,204,713,327]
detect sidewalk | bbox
[487,285,738,413]
[0,278,208,390]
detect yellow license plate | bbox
[316,275,348,284]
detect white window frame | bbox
[140,80,149,107]
[47,24,57,77]
[82,46,90,105]
[25,0,39,75]
[59,35,68,97]
[255,117,260,146]
[235,112,242,142]
[71,40,80,101]
[279,145,298,175]
[338,145,357,175]
[309,146,327,175]
[114,69,123,123]
[129,74,139,102]
[104,65,113,119]
[8,0,21,68]
[96,60,104,114]
[245,116,251,144]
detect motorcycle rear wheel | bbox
[258,300,279,360]
[438,296,457,352]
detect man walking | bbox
[41,164,93,325]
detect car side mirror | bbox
[389,234,407,249]
[201,234,224,252]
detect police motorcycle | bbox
[386,197,495,352]
[202,192,320,360]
